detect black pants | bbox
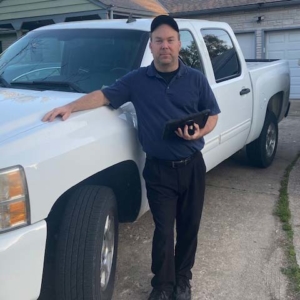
[143,151,206,292]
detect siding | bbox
[0,0,99,21]
[0,0,166,22]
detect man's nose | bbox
[161,41,169,48]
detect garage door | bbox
[235,32,255,59]
[266,30,300,99]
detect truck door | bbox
[198,27,253,169]
[176,27,222,171]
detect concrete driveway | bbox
[113,100,300,300]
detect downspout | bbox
[109,6,114,19]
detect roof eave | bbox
[89,0,166,16]
[110,7,160,17]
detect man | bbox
[43,15,220,300]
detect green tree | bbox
[180,40,201,69]
[203,34,229,58]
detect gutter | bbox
[170,0,300,17]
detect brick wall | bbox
[190,5,300,58]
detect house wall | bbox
[190,5,300,58]
[0,0,97,22]
[0,0,158,51]
[0,33,19,52]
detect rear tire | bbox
[246,111,278,168]
[55,185,118,300]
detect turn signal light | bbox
[0,166,29,232]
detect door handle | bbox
[240,88,251,95]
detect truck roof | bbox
[34,18,226,32]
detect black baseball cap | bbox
[150,15,179,33]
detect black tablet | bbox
[162,109,210,140]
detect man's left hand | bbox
[175,115,219,140]
[175,123,203,140]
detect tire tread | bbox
[246,111,278,168]
[56,185,118,300]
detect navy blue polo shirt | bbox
[102,60,220,160]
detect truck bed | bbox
[246,58,282,71]
[244,58,290,144]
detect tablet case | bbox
[162,109,211,140]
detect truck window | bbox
[179,30,204,73]
[201,29,241,82]
[0,29,148,93]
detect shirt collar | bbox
[147,59,188,78]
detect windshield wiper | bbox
[10,80,85,93]
[0,75,11,88]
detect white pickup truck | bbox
[0,18,290,300]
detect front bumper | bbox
[0,221,47,300]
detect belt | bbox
[146,151,199,168]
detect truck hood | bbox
[0,88,84,143]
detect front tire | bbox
[55,185,118,300]
[246,111,278,168]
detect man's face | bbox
[150,24,181,71]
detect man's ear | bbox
[149,41,153,53]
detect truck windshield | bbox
[0,29,148,93]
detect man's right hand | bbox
[42,103,73,122]
[41,90,110,122]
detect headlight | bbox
[0,166,29,233]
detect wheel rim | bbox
[100,213,115,290]
[266,123,277,158]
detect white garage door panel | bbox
[289,31,300,42]
[268,51,284,59]
[291,68,300,96]
[288,50,300,58]
[289,60,299,75]
[293,76,300,83]
[235,33,255,59]
[266,30,300,99]
[269,34,284,43]
[290,68,300,77]
[293,86,300,96]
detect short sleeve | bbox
[102,70,137,109]
[198,74,221,116]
